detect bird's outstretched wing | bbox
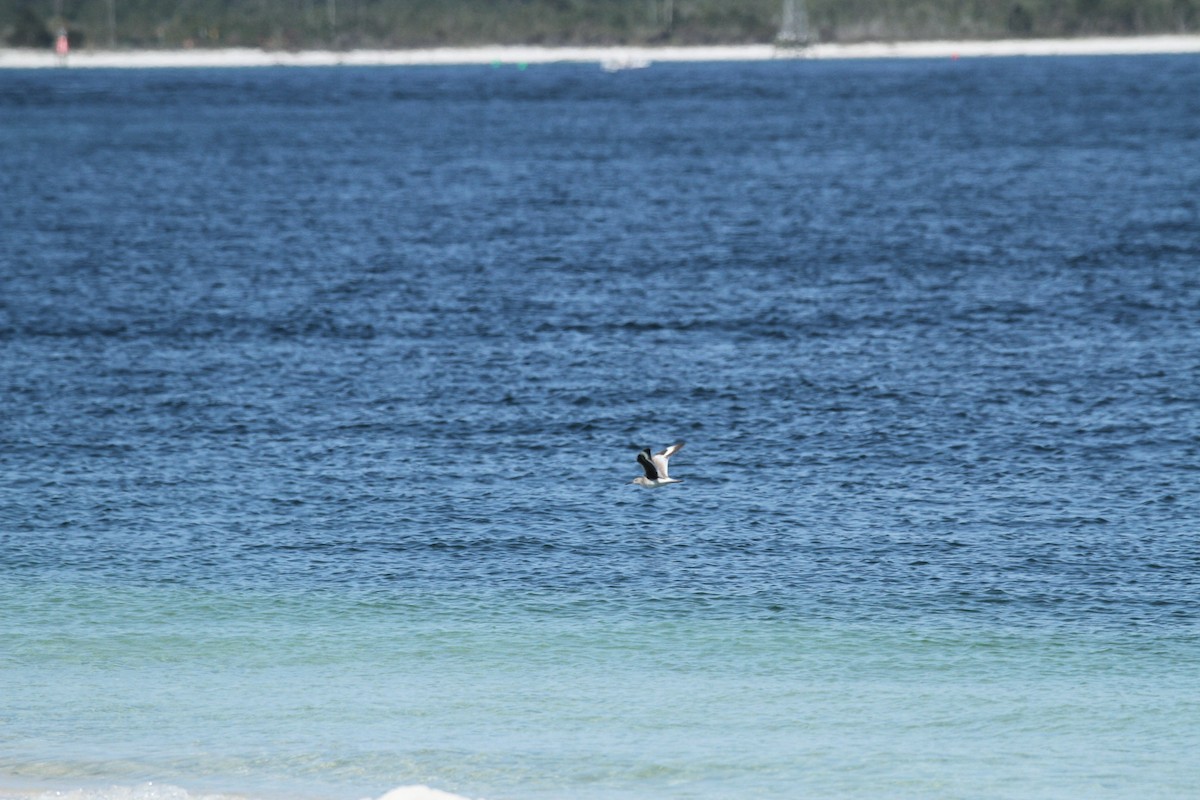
[652,442,684,479]
[636,448,658,480]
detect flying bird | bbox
[631,442,685,488]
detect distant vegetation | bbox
[3,0,1198,50]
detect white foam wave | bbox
[0,784,244,800]
[375,787,476,800]
[0,783,477,800]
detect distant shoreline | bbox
[3,35,1200,69]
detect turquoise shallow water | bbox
[4,582,1199,800]
[3,55,1200,799]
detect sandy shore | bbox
[2,35,1200,69]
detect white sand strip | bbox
[2,35,1200,69]
[807,34,1200,59]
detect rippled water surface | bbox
[2,56,1199,800]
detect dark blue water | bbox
[2,56,1200,800]
[4,57,1198,624]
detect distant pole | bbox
[107,0,116,47]
[326,0,336,38]
[777,0,811,48]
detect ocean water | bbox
[2,55,1199,800]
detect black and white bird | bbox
[631,442,685,488]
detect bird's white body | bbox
[631,475,682,488]
[631,442,685,488]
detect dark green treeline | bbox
[4,0,1198,50]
